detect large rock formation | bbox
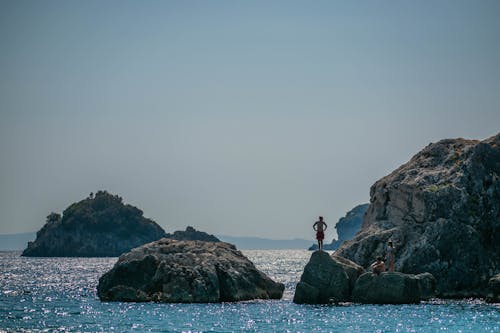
[293,251,364,304]
[294,252,436,304]
[97,239,284,303]
[165,226,220,242]
[352,272,421,304]
[22,191,166,257]
[337,133,500,297]
[309,204,368,251]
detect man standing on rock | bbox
[313,216,327,251]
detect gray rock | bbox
[486,274,500,303]
[294,282,320,304]
[352,272,421,304]
[333,254,366,292]
[415,273,438,300]
[97,238,284,303]
[337,133,500,297]
[293,251,364,304]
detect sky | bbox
[1,1,499,240]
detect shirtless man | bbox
[313,216,327,251]
[371,257,385,275]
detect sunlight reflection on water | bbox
[0,250,498,332]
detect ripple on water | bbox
[0,250,499,332]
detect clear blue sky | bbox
[1,0,499,239]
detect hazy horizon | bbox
[1,1,499,240]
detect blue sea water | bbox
[0,250,498,332]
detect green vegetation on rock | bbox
[22,191,166,257]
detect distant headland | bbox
[308,203,368,251]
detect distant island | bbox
[166,226,220,242]
[308,204,368,251]
[9,191,315,254]
[1,232,312,251]
[22,191,166,257]
[217,235,312,250]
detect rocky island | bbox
[294,251,437,304]
[165,226,220,242]
[97,238,284,302]
[309,204,368,251]
[336,133,500,298]
[22,191,166,257]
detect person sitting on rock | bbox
[313,216,327,251]
[385,240,395,272]
[371,257,385,275]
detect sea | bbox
[0,250,498,332]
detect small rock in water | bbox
[293,251,363,304]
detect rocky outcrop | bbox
[97,238,284,303]
[415,272,438,300]
[294,252,437,304]
[309,204,368,250]
[486,274,500,303]
[352,272,420,304]
[337,133,500,297]
[22,191,166,257]
[293,251,364,304]
[332,204,369,248]
[165,226,220,242]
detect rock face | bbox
[97,238,284,303]
[294,252,436,304]
[337,133,500,297]
[332,204,369,248]
[309,204,368,251]
[293,251,364,304]
[486,274,500,303]
[415,272,438,300]
[352,272,420,304]
[22,191,166,257]
[165,226,220,242]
